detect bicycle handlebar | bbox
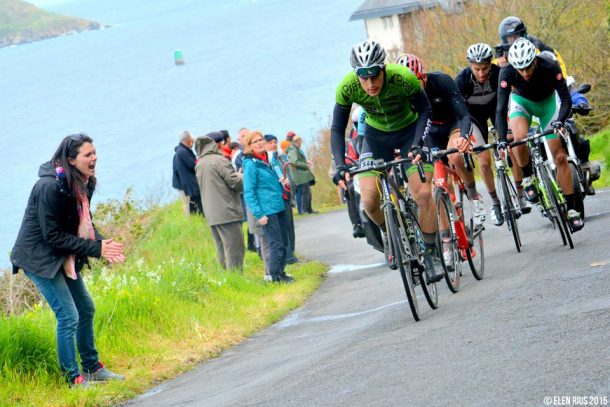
[508,128,555,148]
[349,156,426,183]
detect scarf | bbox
[60,171,95,280]
[253,151,269,164]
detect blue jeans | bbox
[262,211,289,279]
[25,270,99,381]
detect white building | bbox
[350,0,465,59]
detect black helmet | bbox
[499,16,527,45]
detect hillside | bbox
[0,0,102,47]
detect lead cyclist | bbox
[330,40,444,283]
[495,38,583,232]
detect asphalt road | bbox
[128,190,610,407]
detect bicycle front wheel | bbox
[499,169,521,253]
[539,165,574,249]
[386,203,420,320]
[460,187,485,280]
[409,213,438,309]
[434,188,461,292]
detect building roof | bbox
[349,0,462,21]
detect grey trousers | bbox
[178,190,190,217]
[210,221,245,271]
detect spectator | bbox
[279,139,298,210]
[286,134,317,214]
[242,131,294,283]
[246,207,271,280]
[172,130,203,216]
[228,142,241,161]
[232,127,250,171]
[10,133,125,388]
[195,134,245,271]
[232,127,257,253]
[207,131,226,151]
[265,134,298,264]
[219,130,233,160]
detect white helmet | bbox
[466,43,493,63]
[508,38,536,69]
[350,40,386,70]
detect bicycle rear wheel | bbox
[459,187,485,280]
[434,189,461,292]
[499,170,521,253]
[386,203,420,320]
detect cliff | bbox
[0,0,102,47]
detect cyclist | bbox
[397,54,486,227]
[330,40,444,283]
[495,16,568,77]
[455,43,531,226]
[495,38,584,231]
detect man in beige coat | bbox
[195,133,245,271]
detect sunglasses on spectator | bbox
[355,65,382,78]
[66,133,87,152]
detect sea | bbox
[0,0,365,266]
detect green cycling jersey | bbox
[335,63,421,132]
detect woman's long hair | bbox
[51,133,96,196]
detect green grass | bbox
[589,127,610,188]
[0,202,326,406]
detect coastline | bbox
[0,0,104,47]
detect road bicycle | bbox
[509,128,574,249]
[475,130,523,253]
[430,148,485,293]
[350,157,438,321]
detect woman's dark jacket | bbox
[11,162,103,279]
[172,143,200,197]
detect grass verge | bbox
[589,127,610,188]
[0,201,326,406]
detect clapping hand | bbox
[101,239,125,263]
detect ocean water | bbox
[0,0,365,266]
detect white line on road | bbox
[276,300,405,329]
[327,262,385,274]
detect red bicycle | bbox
[430,148,485,293]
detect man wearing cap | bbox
[195,133,245,271]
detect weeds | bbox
[0,198,326,407]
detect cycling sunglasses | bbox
[355,65,383,78]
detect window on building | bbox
[381,16,394,30]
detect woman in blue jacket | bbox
[242,131,294,283]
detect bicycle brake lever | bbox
[417,162,426,183]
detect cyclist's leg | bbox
[470,119,495,196]
[472,119,503,224]
[446,121,486,224]
[400,126,443,282]
[547,138,572,194]
[538,95,583,230]
[537,94,573,197]
[508,94,537,202]
[358,124,399,227]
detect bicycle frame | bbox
[432,160,469,251]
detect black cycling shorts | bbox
[426,118,461,150]
[358,122,430,174]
